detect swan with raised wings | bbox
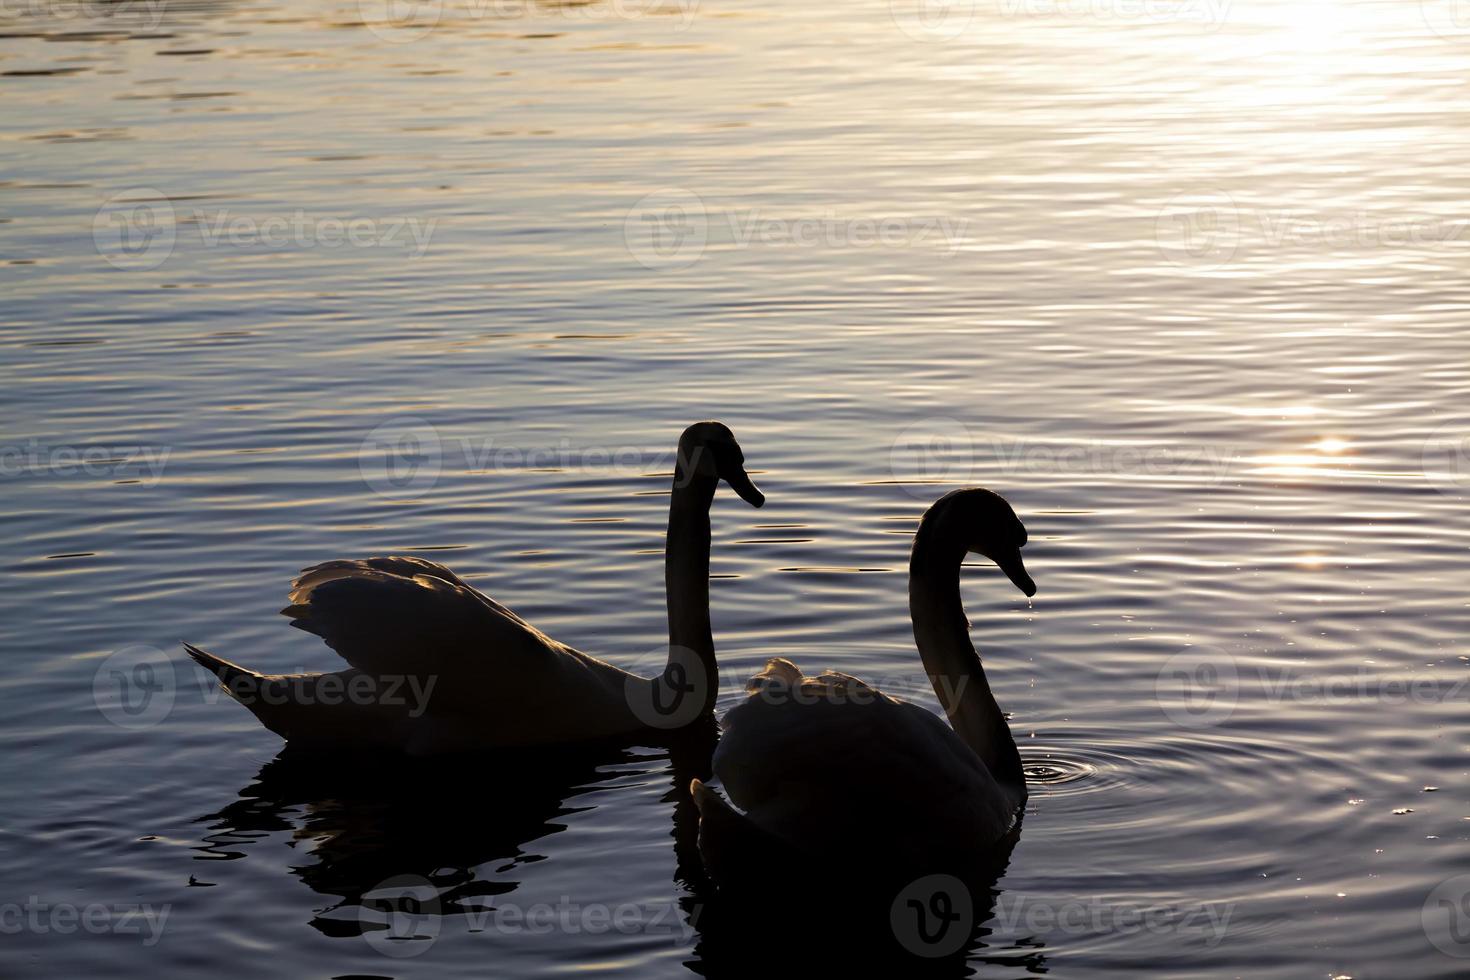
[691,488,1034,883]
[183,421,764,753]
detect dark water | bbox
[3,0,1470,976]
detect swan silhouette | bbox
[691,488,1034,884]
[183,421,764,753]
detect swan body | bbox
[185,421,764,753]
[693,488,1035,883]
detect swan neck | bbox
[909,514,1026,797]
[664,471,717,718]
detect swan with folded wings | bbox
[691,488,1034,884]
[183,421,764,754]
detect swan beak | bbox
[725,468,765,508]
[995,549,1036,597]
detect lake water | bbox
[3,0,1470,976]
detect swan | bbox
[183,421,764,754]
[690,488,1035,884]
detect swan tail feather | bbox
[182,642,259,693]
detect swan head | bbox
[937,487,1034,597]
[676,421,765,507]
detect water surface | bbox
[3,0,1469,976]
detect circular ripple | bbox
[1023,758,1097,786]
[1019,743,1136,801]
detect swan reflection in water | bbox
[192,723,716,933]
[191,722,1043,976]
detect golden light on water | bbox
[1252,436,1357,479]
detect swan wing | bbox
[712,658,1015,871]
[279,557,610,709]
